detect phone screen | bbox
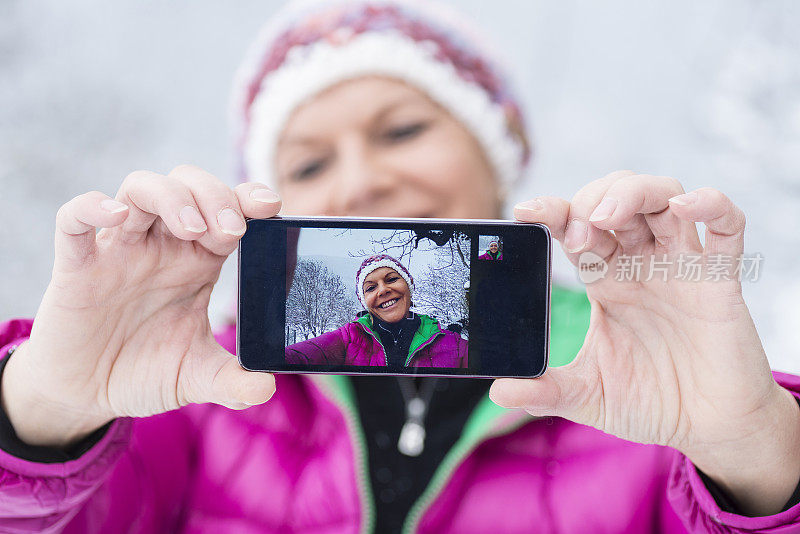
[238,217,551,378]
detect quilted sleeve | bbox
[665,371,800,533]
[0,319,197,533]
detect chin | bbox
[381,313,404,323]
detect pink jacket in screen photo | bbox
[285,313,468,368]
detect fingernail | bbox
[249,188,280,203]
[564,219,588,253]
[179,205,207,233]
[515,198,544,211]
[669,192,697,206]
[217,207,246,236]
[589,198,618,222]
[100,199,128,214]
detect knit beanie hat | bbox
[355,254,414,308]
[232,0,531,189]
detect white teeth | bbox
[379,298,398,309]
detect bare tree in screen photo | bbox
[286,260,360,342]
[414,239,470,337]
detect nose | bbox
[327,135,398,215]
[377,282,392,299]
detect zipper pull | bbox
[398,397,426,456]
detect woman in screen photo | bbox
[1,0,800,532]
[286,254,468,368]
[478,241,503,261]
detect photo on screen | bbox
[478,235,503,261]
[284,227,470,369]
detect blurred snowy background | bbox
[2,0,799,371]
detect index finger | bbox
[515,196,618,265]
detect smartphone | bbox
[237,216,551,378]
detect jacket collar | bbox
[356,312,444,362]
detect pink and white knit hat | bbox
[355,254,414,308]
[231,0,531,188]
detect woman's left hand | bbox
[490,170,800,516]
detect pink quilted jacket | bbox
[2,289,800,533]
[285,314,468,368]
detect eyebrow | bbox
[278,135,326,148]
[363,270,399,287]
[362,278,377,289]
[279,95,433,147]
[372,96,431,121]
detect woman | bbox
[1,1,799,532]
[286,254,468,368]
[478,241,502,261]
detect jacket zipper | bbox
[356,321,390,366]
[309,376,376,534]
[401,409,531,534]
[404,331,442,367]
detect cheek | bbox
[395,284,410,303]
[363,291,376,308]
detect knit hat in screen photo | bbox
[355,254,415,308]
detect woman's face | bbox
[275,76,499,219]
[362,267,412,323]
[489,242,498,253]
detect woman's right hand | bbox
[1,165,281,448]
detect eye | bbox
[364,285,376,293]
[291,158,328,182]
[382,122,428,143]
[387,276,400,283]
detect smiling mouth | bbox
[378,298,399,309]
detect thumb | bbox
[489,365,589,421]
[192,344,276,410]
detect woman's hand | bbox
[2,165,281,448]
[490,170,800,516]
